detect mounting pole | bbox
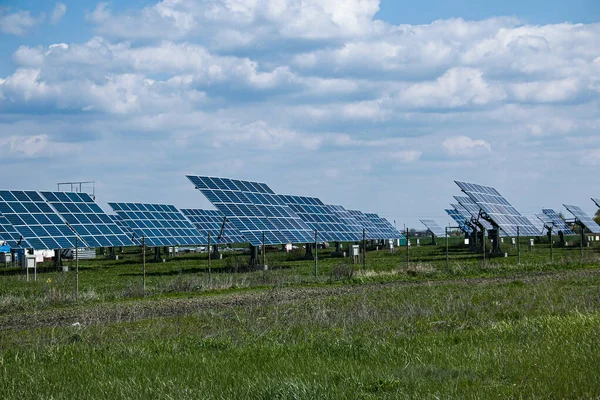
[445,226,449,272]
[362,228,366,273]
[208,232,212,281]
[75,236,79,300]
[142,236,146,292]
[482,228,486,266]
[262,231,266,270]
[405,227,409,270]
[517,226,521,265]
[314,229,318,279]
[549,226,553,262]
[580,224,584,261]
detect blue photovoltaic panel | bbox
[325,205,363,242]
[109,202,207,247]
[455,182,539,237]
[108,214,140,245]
[0,214,31,248]
[181,209,246,244]
[0,190,81,250]
[40,191,136,248]
[347,210,385,239]
[526,215,545,236]
[541,209,575,235]
[419,220,446,237]
[446,209,473,234]
[365,213,404,239]
[186,176,313,246]
[281,195,356,242]
[454,196,493,231]
[563,204,600,234]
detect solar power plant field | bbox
[1,177,600,399]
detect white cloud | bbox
[0,9,44,36]
[388,150,422,163]
[0,134,79,158]
[442,136,492,157]
[50,3,67,25]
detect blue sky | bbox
[1,0,599,230]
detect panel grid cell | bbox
[525,215,545,236]
[0,190,81,250]
[40,191,136,248]
[454,196,494,231]
[109,202,207,247]
[455,182,539,237]
[563,204,600,234]
[187,176,313,246]
[0,214,32,248]
[346,210,386,239]
[420,220,446,237]
[540,209,575,235]
[181,209,246,244]
[324,205,364,242]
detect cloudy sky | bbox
[1,0,599,229]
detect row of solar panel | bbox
[0,181,403,249]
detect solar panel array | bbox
[420,219,446,237]
[108,214,140,244]
[455,181,539,237]
[365,213,404,239]
[40,191,135,248]
[0,190,81,250]
[187,176,313,246]
[541,209,575,235]
[0,214,31,248]
[347,210,385,239]
[282,195,356,242]
[454,196,494,231]
[563,204,600,234]
[445,209,473,234]
[181,209,246,244]
[325,205,363,241]
[109,203,207,247]
[526,215,545,236]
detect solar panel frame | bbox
[420,219,446,237]
[454,196,494,231]
[324,205,363,242]
[0,190,83,250]
[563,204,600,234]
[40,191,136,248]
[347,209,386,239]
[108,214,140,245]
[109,202,208,247]
[540,209,575,235]
[455,182,539,237]
[0,214,32,248]
[181,209,246,244]
[187,176,314,246]
[592,198,600,209]
[525,215,545,236]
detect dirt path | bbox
[1,268,598,332]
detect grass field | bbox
[1,237,600,398]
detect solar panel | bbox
[0,214,31,248]
[325,205,363,242]
[347,209,385,239]
[445,209,473,234]
[592,198,600,208]
[541,209,575,235]
[0,190,82,250]
[187,176,313,246]
[40,191,135,248]
[455,181,540,237]
[563,204,600,234]
[525,215,545,236]
[181,209,246,244]
[365,213,404,239]
[281,195,355,242]
[108,214,140,245]
[420,219,446,237]
[108,202,207,247]
[454,196,494,231]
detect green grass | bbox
[1,239,600,398]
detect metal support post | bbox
[362,228,366,273]
[142,236,146,292]
[406,227,409,270]
[75,236,79,300]
[517,226,521,265]
[208,232,212,281]
[445,226,449,272]
[482,228,486,266]
[314,229,318,279]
